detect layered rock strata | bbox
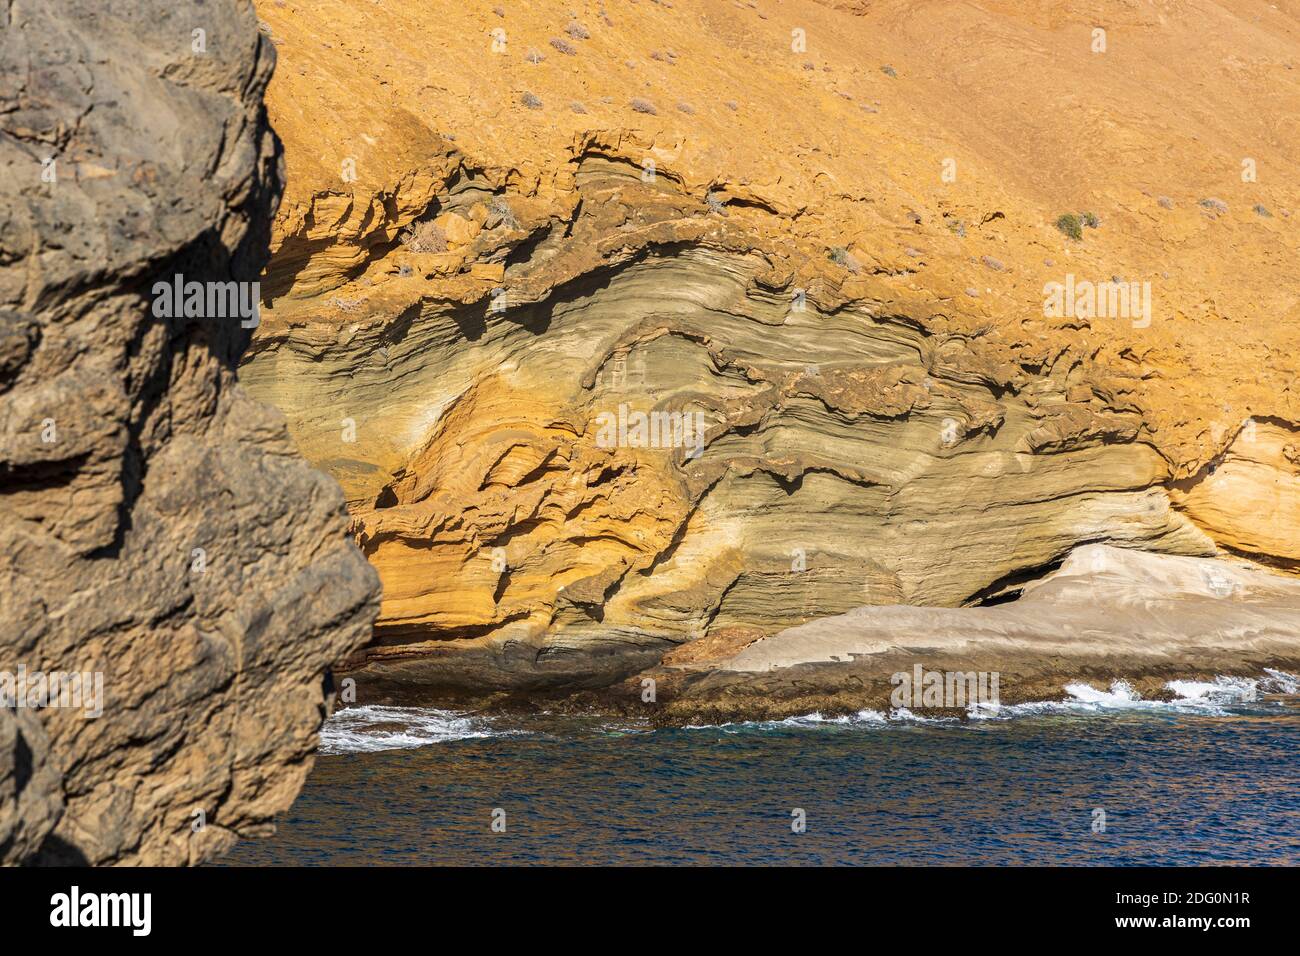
[243,0,1300,695]
[0,0,379,865]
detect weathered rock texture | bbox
[244,0,1300,691]
[724,545,1300,675]
[616,544,1300,725]
[0,0,379,864]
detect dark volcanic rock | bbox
[0,0,379,864]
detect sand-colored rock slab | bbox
[723,544,1300,673]
[631,545,1300,724]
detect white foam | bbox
[701,673,1299,728]
[319,705,517,754]
[1261,668,1300,695]
[1166,676,1258,704]
[971,674,1293,720]
[966,680,1148,719]
[1063,679,1141,704]
[324,671,1300,746]
[888,707,959,724]
[686,708,888,732]
[687,707,975,732]
[788,709,889,726]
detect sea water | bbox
[223,673,1300,866]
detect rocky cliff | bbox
[242,0,1300,695]
[0,0,379,864]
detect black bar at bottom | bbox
[0,865,1286,942]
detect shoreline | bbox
[335,546,1300,726]
[333,659,1300,729]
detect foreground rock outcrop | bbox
[244,1,1300,695]
[0,0,379,864]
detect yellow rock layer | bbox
[244,0,1300,687]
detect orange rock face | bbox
[245,0,1300,689]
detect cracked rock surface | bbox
[0,0,379,865]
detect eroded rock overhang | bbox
[242,137,1299,693]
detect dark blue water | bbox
[223,682,1300,866]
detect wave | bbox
[684,670,1300,731]
[973,670,1300,720]
[686,706,951,732]
[320,671,1300,750]
[708,709,889,730]
[319,705,519,755]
